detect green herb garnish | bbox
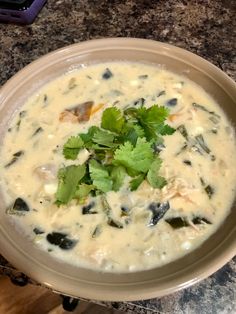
[89,159,113,193]
[55,164,86,205]
[63,136,84,160]
[110,166,127,191]
[74,183,95,199]
[92,128,117,148]
[130,174,145,191]
[147,157,167,188]
[55,104,175,205]
[101,107,125,134]
[113,138,154,174]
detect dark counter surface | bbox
[0,1,235,313]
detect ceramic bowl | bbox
[0,38,235,301]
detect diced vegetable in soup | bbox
[1,62,236,272]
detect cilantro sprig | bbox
[55,164,86,205]
[63,136,84,160]
[113,138,154,174]
[55,104,175,205]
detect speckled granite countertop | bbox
[0,0,235,313]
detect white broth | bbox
[1,62,236,272]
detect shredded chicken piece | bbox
[82,246,109,265]
[188,220,200,231]
[161,177,198,203]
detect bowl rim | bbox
[0,37,235,301]
[1,37,236,96]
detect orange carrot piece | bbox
[90,103,105,116]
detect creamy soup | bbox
[1,62,236,272]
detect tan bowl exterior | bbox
[0,38,235,301]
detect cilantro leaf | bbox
[80,126,100,148]
[113,137,154,173]
[130,174,145,191]
[149,176,167,189]
[74,183,94,198]
[122,128,139,146]
[137,105,169,126]
[157,124,176,135]
[120,123,145,146]
[136,105,170,140]
[110,165,127,191]
[132,124,145,137]
[63,136,84,160]
[55,164,86,205]
[147,157,167,188]
[123,107,138,118]
[101,107,125,134]
[89,159,113,192]
[92,128,116,148]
